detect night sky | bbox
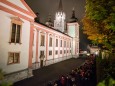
[25,0,90,50]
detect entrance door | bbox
[40,60,43,68]
[40,51,45,68]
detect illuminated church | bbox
[0,0,79,82]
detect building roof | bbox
[34,21,72,38]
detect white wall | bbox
[0,11,30,74]
[67,23,79,57]
[68,25,75,37]
[7,0,29,11]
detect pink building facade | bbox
[0,0,79,82]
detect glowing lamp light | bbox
[95,51,98,55]
[87,53,90,56]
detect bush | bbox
[0,69,12,86]
[96,56,115,84]
[0,69,4,80]
[97,77,115,86]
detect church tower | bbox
[67,8,79,57]
[54,0,65,32]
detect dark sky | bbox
[25,0,90,50]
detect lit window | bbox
[8,52,20,64]
[41,35,45,46]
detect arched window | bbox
[40,32,45,46]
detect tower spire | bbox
[69,7,78,23]
[72,7,75,18]
[54,0,65,32]
[58,0,63,11]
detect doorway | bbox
[40,60,43,68]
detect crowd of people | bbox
[47,55,96,86]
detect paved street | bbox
[13,57,86,86]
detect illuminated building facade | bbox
[0,0,79,82]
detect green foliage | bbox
[0,82,12,86]
[0,69,4,80]
[96,56,115,85]
[82,0,115,50]
[0,69,12,86]
[97,77,115,86]
[97,80,106,86]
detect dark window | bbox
[56,39,58,47]
[16,25,21,43]
[70,50,71,53]
[8,52,20,64]
[49,37,52,47]
[64,41,66,47]
[40,51,44,57]
[11,23,21,43]
[60,50,62,54]
[67,50,68,53]
[60,40,62,47]
[55,50,58,55]
[49,51,52,55]
[70,42,71,48]
[64,50,66,54]
[41,35,45,46]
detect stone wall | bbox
[32,55,72,70]
[3,68,33,83]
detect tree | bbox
[82,0,115,50]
